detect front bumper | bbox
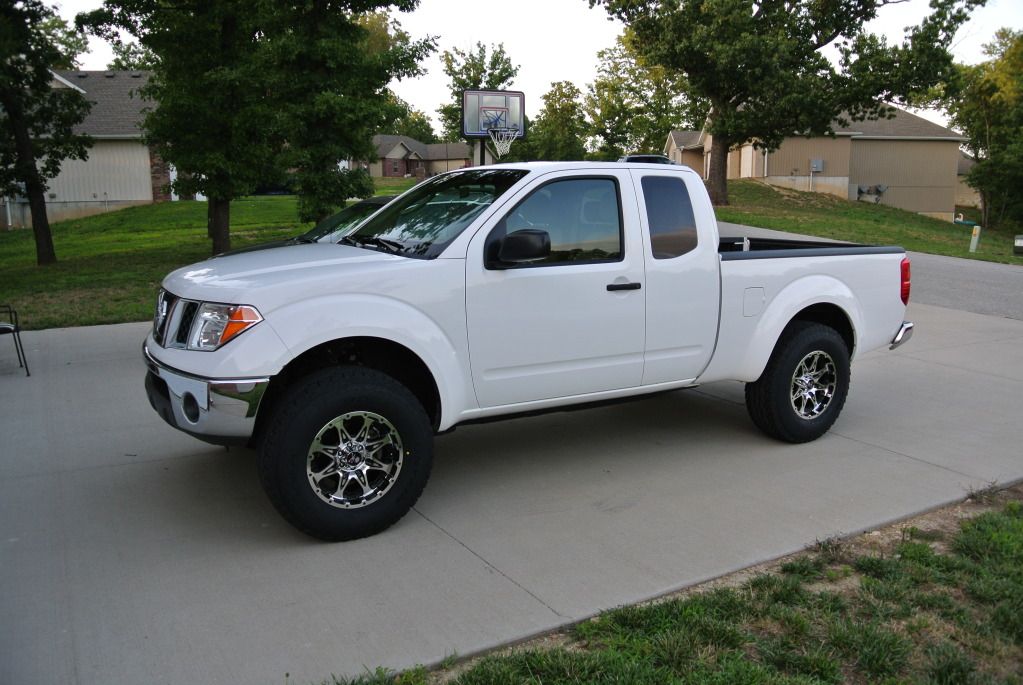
[890,320,914,350]
[143,342,269,446]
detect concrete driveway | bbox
[2,252,1022,683]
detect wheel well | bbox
[252,337,441,446]
[789,304,855,354]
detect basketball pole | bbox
[479,138,485,167]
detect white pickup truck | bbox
[144,162,913,540]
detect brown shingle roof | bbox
[374,134,426,158]
[425,142,470,160]
[53,70,150,138]
[836,107,964,140]
[372,135,470,161]
[668,130,702,148]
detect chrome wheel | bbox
[306,411,404,509]
[790,350,837,420]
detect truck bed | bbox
[719,236,904,260]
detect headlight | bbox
[188,303,263,351]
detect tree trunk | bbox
[208,197,231,254]
[27,178,56,265]
[706,133,730,206]
[0,89,57,264]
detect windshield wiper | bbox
[340,234,404,254]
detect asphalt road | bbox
[2,233,1022,684]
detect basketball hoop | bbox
[488,127,518,159]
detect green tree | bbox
[82,1,432,250]
[1,0,92,265]
[529,81,587,161]
[438,42,519,142]
[386,94,438,143]
[107,41,157,70]
[260,8,434,222]
[592,0,982,204]
[39,14,90,69]
[81,1,281,253]
[585,35,706,159]
[943,30,1023,228]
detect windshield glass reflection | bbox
[345,169,528,259]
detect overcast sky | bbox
[58,0,1023,130]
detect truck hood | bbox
[163,243,407,307]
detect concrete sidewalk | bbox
[2,302,1022,684]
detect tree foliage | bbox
[81,1,433,251]
[591,0,983,204]
[39,14,90,69]
[1,0,92,265]
[528,81,587,161]
[584,35,706,159]
[438,42,519,142]
[259,8,433,222]
[385,93,438,143]
[81,0,282,253]
[107,41,157,70]
[943,30,1023,228]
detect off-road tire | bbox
[259,366,433,541]
[745,321,851,443]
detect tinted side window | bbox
[494,178,622,266]
[641,176,698,259]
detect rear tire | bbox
[259,366,433,541]
[745,322,850,443]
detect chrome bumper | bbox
[143,343,269,446]
[890,321,914,350]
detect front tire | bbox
[745,322,850,443]
[259,367,433,541]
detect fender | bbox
[265,293,473,430]
[699,274,861,384]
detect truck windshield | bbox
[342,168,528,259]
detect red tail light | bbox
[900,257,911,305]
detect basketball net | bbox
[487,127,518,159]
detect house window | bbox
[391,160,399,174]
[641,176,698,259]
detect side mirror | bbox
[495,229,551,266]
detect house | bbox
[664,107,966,221]
[367,135,488,178]
[2,70,169,228]
[956,152,980,209]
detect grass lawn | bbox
[0,178,418,330]
[717,180,1022,265]
[324,486,1023,685]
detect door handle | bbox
[606,282,642,292]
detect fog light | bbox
[182,392,200,423]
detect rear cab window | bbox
[640,175,698,259]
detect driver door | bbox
[465,171,646,408]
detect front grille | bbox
[152,289,201,349]
[153,289,178,346]
[174,301,200,346]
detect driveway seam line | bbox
[412,507,569,619]
[893,332,1023,355]
[895,353,1023,383]
[829,432,982,481]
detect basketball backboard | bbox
[462,90,525,138]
